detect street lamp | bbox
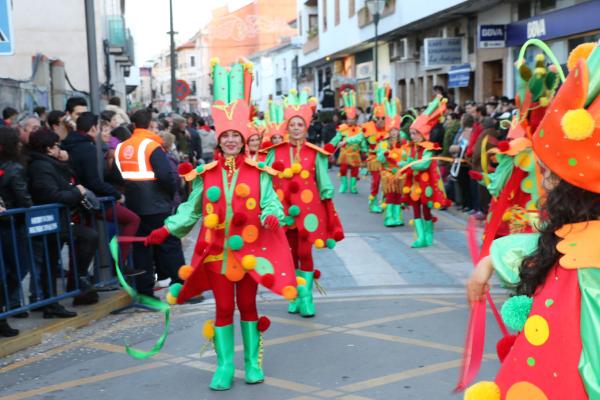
[365,0,386,83]
[168,0,178,112]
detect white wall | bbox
[299,0,468,67]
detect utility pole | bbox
[169,0,177,112]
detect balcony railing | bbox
[303,35,320,54]
[357,0,396,28]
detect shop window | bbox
[191,81,197,95]
[518,1,531,19]
[467,16,476,54]
[276,78,283,96]
[539,0,556,12]
[190,56,195,67]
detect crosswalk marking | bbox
[333,235,407,286]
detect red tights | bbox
[285,229,314,272]
[208,271,258,326]
[411,202,432,220]
[370,171,381,196]
[339,164,359,178]
[384,192,402,204]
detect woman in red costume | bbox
[265,89,345,318]
[145,60,298,391]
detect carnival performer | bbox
[265,88,345,318]
[145,60,299,391]
[376,97,410,227]
[362,84,391,213]
[262,100,287,148]
[246,123,264,162]
[329,89,367,194]
[400,95,450,248]
[464,42,600,400]
[472,52,558,238]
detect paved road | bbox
[0,172,506,400]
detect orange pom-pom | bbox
[178,265,193,280]
[282,285,297,300]
[567,42,597,71]
[235,183,251,198]
[241,255,256,270]
[203,320,215,340]
[314,239,325,248]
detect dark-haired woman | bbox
[28,129,98,312]
[465,45,600,399]
[0,127,32,336]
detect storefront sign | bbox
[506,1,600,46]
[26,208,60,236]
[356,61,373,79]
[478,25,506,48]
[448,64,471,88]
[424,37,463,68]
[0,0,14,55]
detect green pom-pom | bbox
[288,205,300,217]
[519,64,532,81]
[228,235,244,251]
[169,283,183,297]
[284,216,295,226]
[206,186,221,202]
[425,186,433,197]
[528,77,544,100]
[392,168,398,174]
[257,161,266,168]
[501,295,533,331]
[196,165,205,173]
[326,238,336,249]
[427,201,433,208]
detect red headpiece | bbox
[410,95,447,140]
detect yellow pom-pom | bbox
[415,188,423,195]
[244,61,254,73]
[433,202,441,209]
[380,142,389,150]
[283,168,294,178]
[289,88,298,95]
[403,186,411,194]
[409,219,414,226]
[291,163,302,174]
[502,211,512,221]
[210,57,219,69]
[533,67,546,76]
[241,255,257,270]
[178,264,193,281]
[381,202,387,210]
[538,96,549,107]
[296,277,307,286]
[204,213,219,229]
[368,194,375,201]
[464,381,501,400]
[314,239,325,248]
[203,320,215,340]
[561,108,595,141]
[534,53,545,63]
[567,42,597,71]
[166,292,177,305]
[282,285,297,301]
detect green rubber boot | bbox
[288,270,301,314]
[369,197,383,213]
[350,177,359,194]
[339,175,348,193]
[424,219,434,247]
[393,204,405,226]
[241,321,264,384]
[210,324,235,391]
[384,205,395,227]
[411,218,427,248]
[297,270,315,317]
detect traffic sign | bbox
[0,0,14,55]
[175,79,191,101]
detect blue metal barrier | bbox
[0,197,120,319]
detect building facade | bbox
[0,0,135,111]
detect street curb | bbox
[0,291,131,359]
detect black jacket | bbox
[0,159,33,209]
[187,127,202,161]
[62,131,121,200]
[111,145,177,216]
[27,152,82,207]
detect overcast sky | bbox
[125,0,225,65]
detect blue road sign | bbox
[0,0,14,55]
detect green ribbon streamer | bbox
[109,237,171,359]
[585,45,600,107]
[517,38,566,83]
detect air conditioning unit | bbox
[389,38,409,61]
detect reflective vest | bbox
[115,129,163,181]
